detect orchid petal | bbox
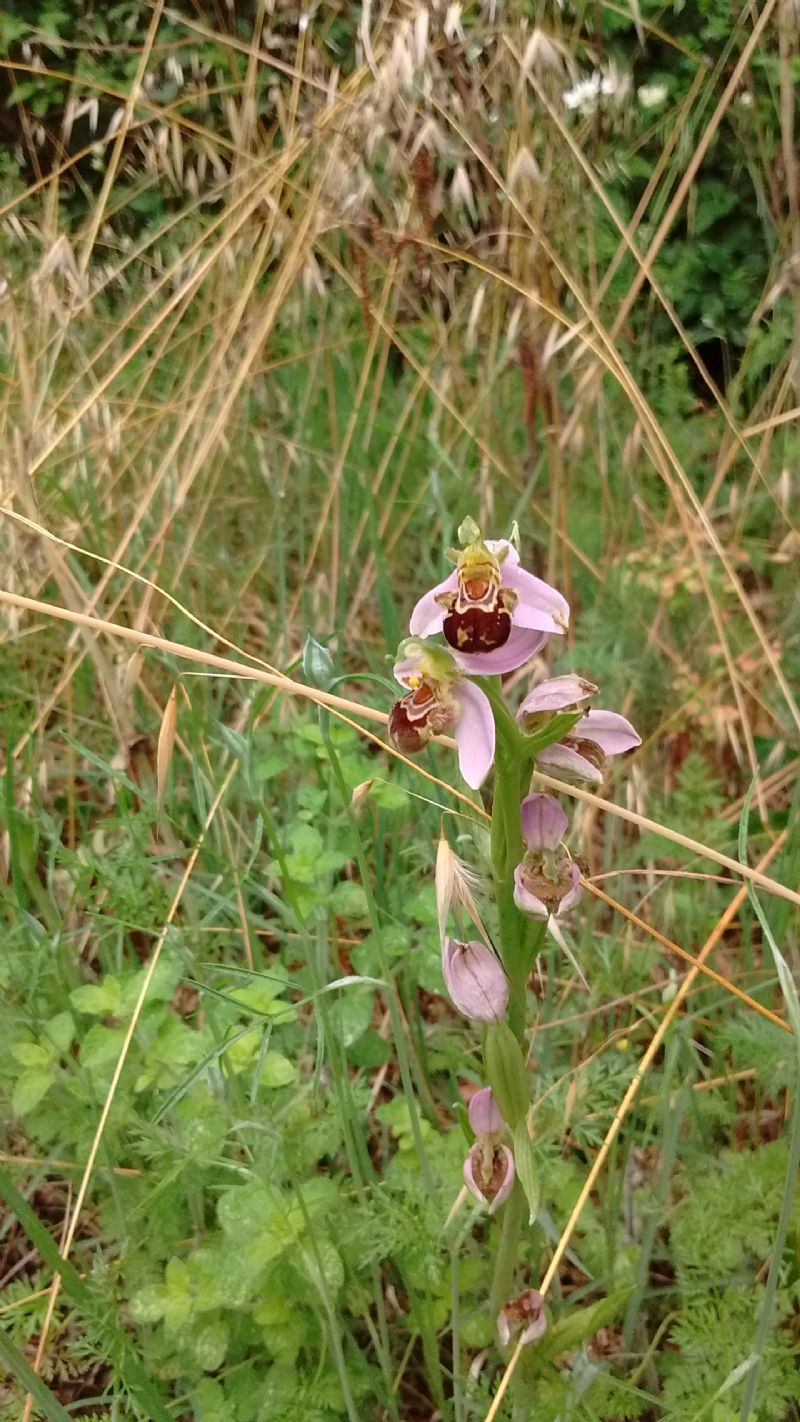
[557,862,582,915]
[517,674,598,719]
[514,861,581,919]
[468,1086,504,1137]
[503,564,570,634]
[520,793,568,852]
[536,740,604,783]
[442,939,508,1022]
[463,1143,516,1212]
[489,1146,516,1213]
[512,865,549,919]
[408,570,457,637]
[498,1290,547,1349]
[454,681,495,788]
[452,625,549,675]
[463,1147,484,1204]
[393,654,421,688]
[573,709,641,755]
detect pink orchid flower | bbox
[409,519,569,674]
[497,1289,547,1348]
[463,1141,516,1213]
[388,641,495,788]
[513,793,581,921]
[517,675,640,783]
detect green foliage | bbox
[1,2,799,1418]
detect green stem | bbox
[477,684,552,1321]
[488,1178,525,1323]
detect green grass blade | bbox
[0,1330,72,1422]
[738,781,800,1422]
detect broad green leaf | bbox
[12,1068,55,1114]
[259,1051,296,1088]
[11,1040,54,1069]
[44,1011,75,1054]
[70,977,122,1015]
[129,1283,168,1324]
[195,1321,229,1372]
[301,1237,344,1296]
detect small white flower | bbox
[638,82,668,109]
[564,65,629,113]
[563,72,601,112]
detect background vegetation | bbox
[1,1,799,1419]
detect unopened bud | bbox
[441,939,509,1023]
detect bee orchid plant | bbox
[386,517,640,1348]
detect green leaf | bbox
[195,1321,229,1372]
[525,1288,634,1369]
[80,1023,127,1074]
[368,779,409,810]
[0,15,28,48]
[485,1021,529,1128]
[11,1041,53,1069]
[44,1011,75,1054]
[301,1237,345,1296]
[70,977,122,1015]
[0,1329,72,1422]
[0,1169,91,1305]
[129,1283,168,1324]
[346,1029,391,1068]
[259,1051,296,1087]
[512,1122,542,1224]
[12,1068,55,1114]
[0,1171,173,1422]
[523,709,583,758]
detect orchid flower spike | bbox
[517,674,640,782]
[497,1289,547,1348]
[388,640,495,789]
[513,793,581,922]
[409,517,569,674]
[463,1140,516,1213]
[442,938,509,1022]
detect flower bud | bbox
[441,939,508,1023]
[463,1141,515,1213]
[468,1086,504,1138]
[497,1289,547,1349]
